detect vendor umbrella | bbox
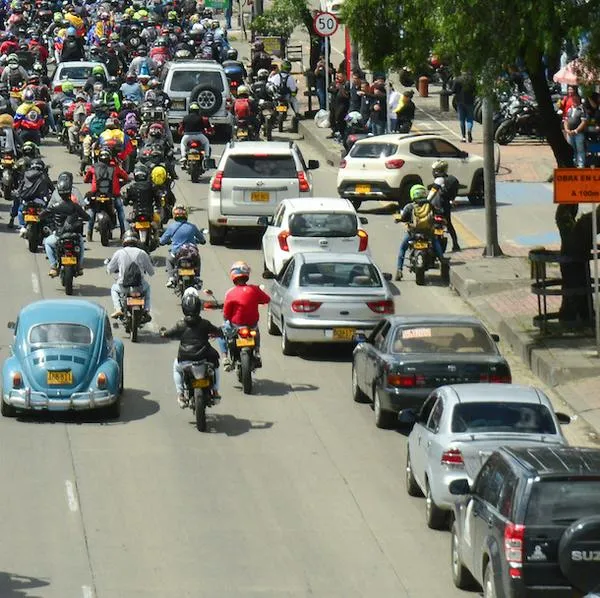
[553,58,600,85]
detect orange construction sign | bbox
[554,168,600,204]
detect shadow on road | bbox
[297,344,354,362]
[76,284,111,298]
[191,414,274,436]
[0,572,49,597]
[252,379,319,396]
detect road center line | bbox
[65,480,79,512]
[82,585,94,598]
[31,273,40,294]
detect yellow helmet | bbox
[151,165,167,187]
[0,113,14,127]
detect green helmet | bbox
[62,80,74,94]
[280,60,292,73]
[92,65,105,76]
[410,184,428,202]
[53,11,62,22]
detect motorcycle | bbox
[172,243,202,297]
[224,324,260,395]
[184,139,205,183]
[494,95,544,145]
[273,97,292,133]
[89,194,117,247]
[259,99,274,141]
[56,232,82,296]
[131,208,160,252]
[120,284,148,343]
[1,152,16,202]
[22,198,49,253]
[408,231,450,286]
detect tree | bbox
[342,0,600,323]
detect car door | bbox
[408,138,438,181]
[270,257,295,323]
[354,319,385,391]
[263,203,286,272]
[364,320,391,395]
[430,138,471,186]
[408,393,439,490]
[418,396,444,487]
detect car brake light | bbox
[480,373,512,383]
[278,230,290,251]
[348,135,357,142]
[211,170,224,191]
[385,159,405,169]
[366,300,394,314]
[387,373,417,387]
[339,159,347,168]
[97,372,107,389]
[357,229,368,251]
[12,371,22,388]
[291,299,322,313]
[504,522,525,579]
[53,85,62,93]
[297,171,310,192]
[441,448,464,466]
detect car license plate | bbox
[24,215,39,222]
[172,100,186,110]
[276,105,287,112]
[178,268,195,276]
[332,327,355,340]
[187,154,200,160]
[135,221,151,229]
[61,256,77,265]
[47,370,73,385]
[413,241,429,249]
[126,297,144,306]
[251,191,270,202]
[355,184,371,194]
[191,378,210,388]
[236,338,255,347]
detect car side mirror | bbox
[307,159,320,170]
[397,408,417,426]
[449,479,471,495]
[555,412,571,425]
[359,216,369,225]
[262,270,276,280]
[459,151,468,159]
[257,216,272,226]
[205,158,217,169]
[353,332,368,344]
[382,272,393,281]
[491,333,500,342]
[7,321,15,329]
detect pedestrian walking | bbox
[452,71,476,142]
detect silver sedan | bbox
[263,252,395,355]
[403,383,570,530]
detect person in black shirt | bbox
[452,71,477,142]
[178,102,211,164]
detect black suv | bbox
[449,446,600,598]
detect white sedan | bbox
[261,197,369,275]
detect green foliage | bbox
[250,0,310,39]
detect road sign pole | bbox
[324,36,329,114]
[593,203,600,356]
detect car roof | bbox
[384,314,484,327]
[165,60,224,71]
[501,446,600,477]
[226,141,297,155]
[297,252,373,264]
[282,197,355,212]
[17,299,106,328]
[354,133,441,145]
[440,383,545,404]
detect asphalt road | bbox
[0,132,594,598]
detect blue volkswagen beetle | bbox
[2,299,125,418]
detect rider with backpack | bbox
[106,230,154,320]
[232,85,259,138]
[394,184,445,281]
[428,160,461,253]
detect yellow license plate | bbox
[24,215,39,222]
[126,297,144,306]
[237,130,248,137]
[333,327,355,341]
[131,139,138,146]
[276,105,288,112]
[355,184,371,194]
[251,191,270,202]
[178,268,195,276]
[236,338,255,347]
[2,159,14,165]
[97,196,111,202]
[135,221,151,229]
[47,370,73,385]
[413,242,429,249]
[192,378,210,388]
[187,154,200,160]
[61,256,77,265]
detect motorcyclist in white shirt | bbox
[267,60,300,115]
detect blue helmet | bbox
[66,26,77,37]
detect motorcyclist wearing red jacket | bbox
[218,261,270,368]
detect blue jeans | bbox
[44,104,57,131]
[568,132,586,168]
[44,233,85,269]
[111,279,151,311]
[457,103,474,138]
[315,80,326,110]
[173,358,220,394]
[370,120,386,136]
[397,232,444,269]
[87,198,126,234]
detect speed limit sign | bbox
[313,11,339,37]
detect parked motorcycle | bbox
[56,232,82,296]
[494,95,545,145]
[89,194,117,246]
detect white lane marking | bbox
[82,585,94,598]
[31,272,40,294]
[65,480,79,512]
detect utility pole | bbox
[482,95,503,257]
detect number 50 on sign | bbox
[313,11,339,37]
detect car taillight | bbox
[504,522,525,579]
[297,171,310,192]
[357,229,368,251]
[211,170,224,191]
[385,159,405,169]
[278,230,290,251]
[339,159,347,168]
[291,299,322,313]
[480,373,512,383]
[387,373,423,387]
[348,135,357,142]
[441,448,464,466]
[366,300,394,314]
[53,85,62,93]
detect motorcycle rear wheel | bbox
[190,162,200,183]
[27,223,38,253]
[63,266,74,296]
[415,267,426,286]
[100,223,110,247]
[196,390,208,432]
[130,309,140,343]
[240,350,253,395]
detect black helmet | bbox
[254,40,264,52]
[133,163,148,181]
[99,148,111,163]
[226,48,238,60]
[181,289,201,317]
[57,171,73,198]
[122,230,140,247]
[30,158,45,171]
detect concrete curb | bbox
[298,121,343,168]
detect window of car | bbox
[298,262,382,287]
[57,66,94,80]
[431,139,462,158]
[372,321,391,351]
[279,258,295,288]
[289,212,357,237]
[223,155,297,178]
[426,398,444,432]
[29,323,92,346]
[168,70,224,92]
[409,139,436,157]
[499,468,518,518]
[350,143,398,159]
[103,316,113,347]
[451,402,557,435]
[390,324,495,354]
[525,480,600,525]
[419,394,438,424]
[474,456,508,510]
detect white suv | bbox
[161,60,233,137]
[207,142,319,245]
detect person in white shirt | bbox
[267,60,300,114]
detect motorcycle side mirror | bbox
[203,289,214,296]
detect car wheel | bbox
[468,170,484,206]
[425,480,447,530]
[406,451,424,497]
[281,321,297,356]
[451,522,477,589]
[483,562,496,598]
[267,305,280,336]
[208,223,226,246]
[373,389,395,429]
[1,398,17,417]
[351,364,369,403]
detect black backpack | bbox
[122,259,142,287]
[94,162,113,196]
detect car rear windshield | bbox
[451,402,556,434]
[391,325,495,354]
[525,480,600,525]
[289,212,357,237]
[223,155,297,178]
[29,323,92,345]
[350,143,397,159]
[299,262,381,287]
[57,66,93,80]
[169,71,224,92]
